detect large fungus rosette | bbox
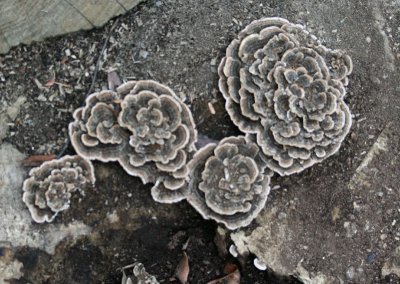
[69,90,129,162]
[69,80,197,203]
[187,136,271,230]
[218,17,353,175]
[22,155,95,223]
[116,80,197,203]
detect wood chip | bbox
[33,78,48,91]
[107,69,122,91]
[208,102,216,115]
[22,155,56,167]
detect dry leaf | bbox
[173,251,189,284]
[223,263,237,275]
[22,155,57,167]
[206,269,240,284]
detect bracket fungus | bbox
[22,155,95,223]
[69,80,197,203]
[218,17,353,175]
[187,136,272,230]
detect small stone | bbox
[366,36,371,43]
[37,94,47,102]
[346,266,355,279]
[370,76,381,85]
[6,107,19,121]
[367,252,376,264]
[344,221,357,237]
[139,50,149,59]
[278,212,287,220]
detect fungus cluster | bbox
[23,18,352,231]
[69,80,197,203]
[218,17,353,175]
[22,155,95,223]
[187,136,272,230]
[121,263,159,284]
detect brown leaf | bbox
[223,263,237,275]
[206,269,240,284]
[174,251,189,284]
[22,155,56,167]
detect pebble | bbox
[210,58,217,66]
[139,50,149,59]
[346,266,355,279]
[367,252,376,264]
[344,221,357,237]
[65,48,71,56]
[37,94,47,102]
[278,212,287,220]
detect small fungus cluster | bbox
[22,17,352,230]
[218,17,353,175]
[22,155,95,223]
[121,263,159,284]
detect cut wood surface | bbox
[0,0,144,54]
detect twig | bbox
[57,19,120,159]
[87,18,120,96]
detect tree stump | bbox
[0,0,144,54]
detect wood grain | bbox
[0,0,144,54]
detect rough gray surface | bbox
[0,144,92,254]
[0,0,399,283]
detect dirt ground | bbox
[0,0,399,283]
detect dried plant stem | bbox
[57,19,120,159]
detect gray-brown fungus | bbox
[69,90,129,162]
[187,136,272,230]
[69,80,197,203]
[121,263,159,284]
[218,17,353,175]
[22,155,95,223]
